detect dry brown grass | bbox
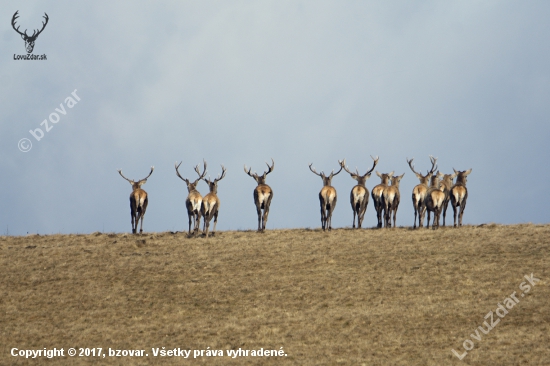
[0,224,549,365]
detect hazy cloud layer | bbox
[1,1,549,235]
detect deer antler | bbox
[175,161,190,184]
[117,169,134,183]
[194,160,207,180]
[213,165,226,183]
[244,164,257,178]
[309,163,323,177]
[406,157,420,176]
[264,158,275,176]
[330,161,344,178]
[138,166,154,183]
[428,156,438,175]
[366,155,379,176]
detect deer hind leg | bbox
[256,203,262,232]
[393,204,398,228]
[187,211,193,234]
[212,210,218,236]
[459,200,467,227]
[442,199,448,227]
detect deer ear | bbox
[464,169,472,176]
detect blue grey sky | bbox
[1,1,549,235]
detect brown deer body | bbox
[175,160,207,235]
[340,156,379,229]
[383,173,405,228]
[309,162,343,231]
[406,156,437,229]
[424,172,446,229]
[371,170,394,228]
[450,168,472,227]
[118,167,154,234]
[201,165,227,238]
[244,159,275,232]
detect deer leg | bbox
[459,200,466,227]
[262,207,269,232]
[442,200,448,227]
[139,213,144,234]
[212,210,218,236]
[393,206,398,228]
[188,212,193,234]
[256,203,262,232]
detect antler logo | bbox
[12,10,49,54]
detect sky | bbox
[1,1,549,235]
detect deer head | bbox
[118,167,154,191]
[340,155,379,187]
[244,158,274,185]
[12,11,49,54]
[406,156,438,185]
[203,165,227,194]
[453,168,472,185]
[175,160,207,193]
[309,161,343,187]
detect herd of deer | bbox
[118,156,471,235]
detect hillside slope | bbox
[1,224,548,365]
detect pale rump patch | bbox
[385,190,396,204]
[432,191,445,208]
[372,186,385,198]
[134,192,146,209]
[452,186,466,205]
[258,191,271,204]
[353,188,365,205]
[192,198,202,212]
[321,187,336,203]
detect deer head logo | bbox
[12,11,49,54]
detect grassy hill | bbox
[1,224,548,365]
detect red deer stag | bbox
[406,156,438,229]
[244,158,275,232]
[340,156,379,228]
[309,162,343,231]
[371,169,394,228]
[118,166,154,234]
[450,168,472,227]
[201,165,227,238]
[175,160,207,235]
[424,172,446,229]
[383,173,405,228]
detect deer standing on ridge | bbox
[371,170,394,228]
[244,159,275,232]
[340,156,379,229]
[450,168,472,227]
[118,167,154,234]
[201,165,227,238]
[383,173,405,228]
[406,156,438,229]
[175,160,207,235]
[309,162,343,231]
[424,172,446,229]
